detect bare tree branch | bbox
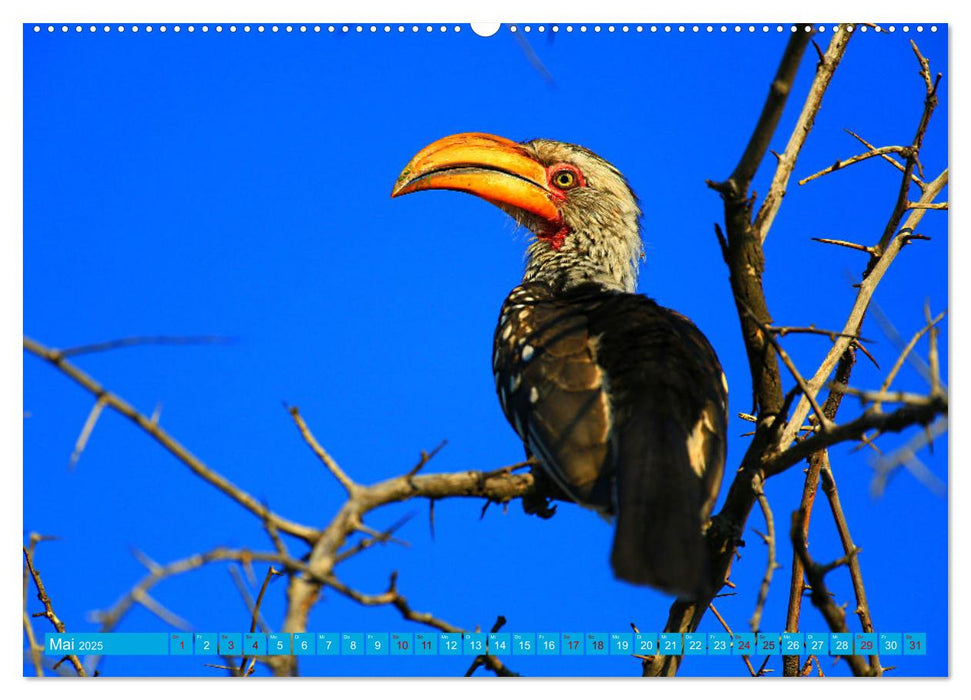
[23,533,58,677]
[798,145,915,186]
[820,458,881,671]
[790,509,876,676]
[288,405,359,496]
[756,25,853,240]
[776,168,947,452]
[871,416,948,496]
[764,394,946,477]
[23,336,320,543]
[644,33,945,679]
[23,543,87,677]
[59,335,231,357]
[782,348,857,676]
[749,479,779,633]
[844,128,925,188]
[69,396,107,469]
[237,566,283,677]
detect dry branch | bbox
[23,544,87,677]
[776,169,947,453]
[756,25,853,240]
[708,603,760,676]
[790,510,876,676]
[24,336,319,543]
[644,30,945,679]
[288,405,359,495]
[23,534,58,677]
[749,480,779,633]
[59,334,231,357]
[782,349,857,676]
[798,145,914,186]
[820,460,881,671]
[844,129,925,188]
[276,435,542,675]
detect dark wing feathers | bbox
[591,293,727,597]
[494,285,613,505]
[493,282,727,598]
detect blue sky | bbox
[23,22,947,677]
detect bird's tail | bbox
[609,414,711,600]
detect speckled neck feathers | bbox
[518,139,643,294]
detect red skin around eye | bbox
[546,162,586,199]
[538,163,585,249]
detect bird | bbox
[391,133,727,599]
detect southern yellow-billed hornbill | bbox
[392,133,727,599]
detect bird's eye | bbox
[552,169,578,189]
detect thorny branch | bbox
[25,337,536,676]
[820,459,881,671]
[23,540,87,677]
[644,27,946,678]
[23,534,63,677]
[23,336,319,544]
[790,510,876,676]
[749,481,779,634]
[782,348,856,676]
[755,24,853,240]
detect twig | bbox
[407,440,448,477]
[828,384,940,406]
[23,533,58,677]
[703,30,816,426]
[756,24,852,240]
[768,324,872,344]
[327,572,519,676]
[710,27,813,198]
[874,310,946,411]
[819,461,881,671]
[335,513,414,564]
[778,41,947,452]
[228,565,272,634]
[798,145,914,186]
[464,616,511,677]
[512,30,555,86]
[134,590,192,630]
[789,510,876,676]
[23,545,86,676]
[69,396,107,469]
[287,405,359,496]
[749,479,779,633]
[645,37,945,680]
[238,566,282,676]
[708,603,758,677]
[870,417,948,496]
[776,169,948,453]
[844,129,925,188]
[59,334,231,357]
[870,302,940,389]
[871,42,941,258]
[783,348,857,676]
[278,461,544,675]
[810,237,876,255]
[925,302,943,397]
[763,394,946,477]
[24,337,319,543]
[741,303,832,431]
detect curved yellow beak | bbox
[391,132,560,223]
